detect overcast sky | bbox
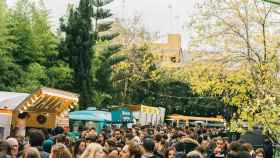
[6,0,196,47]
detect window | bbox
[170,57,177,63]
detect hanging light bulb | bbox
[27,103,32,107]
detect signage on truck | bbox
[140,105,159,114]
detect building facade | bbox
[150,34,183,66]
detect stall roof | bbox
[0,92,29,110]
[15,87,79,114]
[0,87,79,115]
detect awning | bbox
[0,92,29,110]
[69,108,112,122]
[15,87,79,114]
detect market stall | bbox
[0,87,79,139]
[127,105,165,125]
[69,107,111,133]
[111,108,133,127]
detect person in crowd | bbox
[97,133,106,146]
[155,139,166,158]
[80,143,107,158]
[255,148,265,158]
[24,147,41,158]
[120,141,142,158]
[142,136,161,158]
[113,129,125,148]
[165,147,176,158]
[42,139,54,153]
[6,137,19,158]
[85,135,97,146]
[208,137,226,158]
[186,151,203,158]
[50,143,72,158]
[28,129,49,158]
[55,134,66,144]
[105,139,120,158]
[74,139,86,158]
[242,143,254,157]
[2,122,276,158]
[0,140,10,158]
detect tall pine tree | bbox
[61,0,123,108]
[91,0,125,107]
[60,0,96,108]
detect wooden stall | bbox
[0,87,79,138]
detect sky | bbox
[6,0,196,48]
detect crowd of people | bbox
[0,125,273,158]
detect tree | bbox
[60,0,96,108]
[189,0,280,135]
[112,45,160,104]
[0,0,22,91]
[91,0,125,107]
[6,0,72,93]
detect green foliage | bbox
[0,0,22,91]
[89,0,125,108]
[0,0,72,93]
[189,0,280,136]
[60,0,96,108]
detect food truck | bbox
[69,107,111,133]
[111,108,133,127]
[0,87,79,139]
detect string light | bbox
[27,103,32,107]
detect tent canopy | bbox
[69,108,111,122]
